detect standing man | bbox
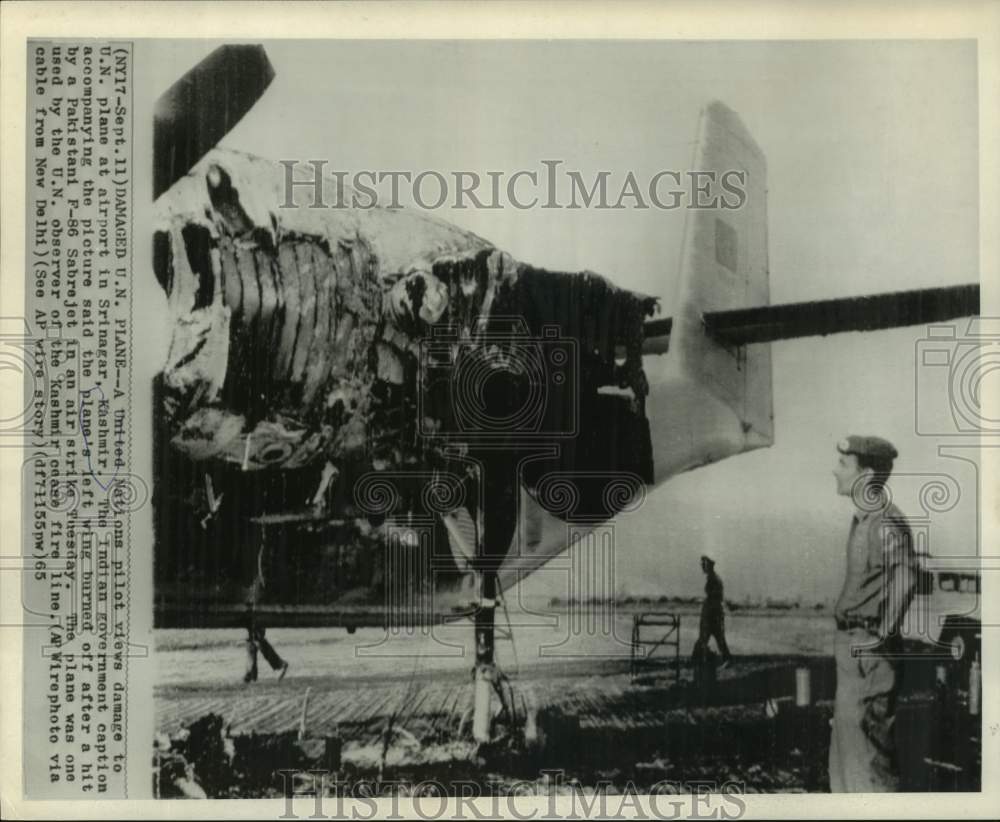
[829,436,917,792]
[695,555,733,669]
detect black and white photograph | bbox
[147,37,984,799]
[3,2,999,818]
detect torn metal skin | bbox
[155,149,657,522]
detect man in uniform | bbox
[242,534,290,684]
[244,611,290,683]
[829,435,917,792]
[695,555,733,669]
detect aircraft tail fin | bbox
[646,101,774,481]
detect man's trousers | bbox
[829,627,899,792]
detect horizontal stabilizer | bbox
[642,283,980,351]
[705,283,980,345]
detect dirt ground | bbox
[155,608,832,686]
[154,609,981,797]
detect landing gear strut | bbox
[472,571,498,742]
[467,448,519,745]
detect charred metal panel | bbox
[154,150,657,616]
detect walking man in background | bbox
[244,610,290,683]
[242,530,290,683]
[829,436,917,792]
[695,555,733,669]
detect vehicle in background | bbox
[900,563,981,669]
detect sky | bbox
[147,39,982,603]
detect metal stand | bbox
[630,611,681,682]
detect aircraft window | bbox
[937,574,957,592]
[959,576,980,594]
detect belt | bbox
[836,615,879,633]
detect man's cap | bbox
[837,435,898,462]
[700,555,715,566]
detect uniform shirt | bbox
[834,501,918,635]
[704,570,724,609]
